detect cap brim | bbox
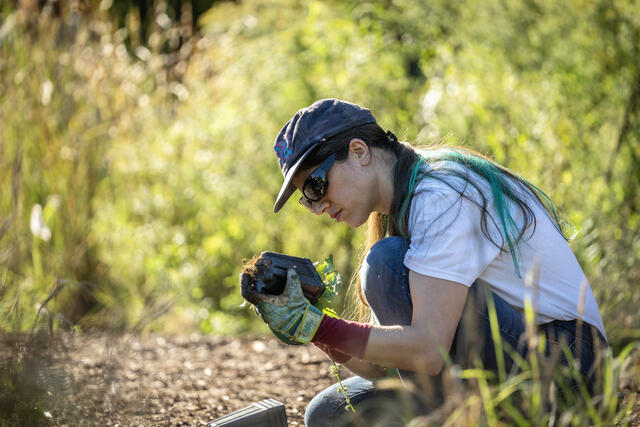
[273,145,317,213]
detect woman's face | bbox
[292,139,379,228]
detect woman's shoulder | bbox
[409,175,468,225]
[414,155,476,200]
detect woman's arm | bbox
[312,343,388,379]
[341,358,388,380]
[362,271,469,375]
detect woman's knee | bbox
[305,377,375,427]
[360,237,412,325]
[304,392,334,427]
[360,237,408,303]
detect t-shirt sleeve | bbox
[403,185,502,286]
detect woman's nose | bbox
[310,199,329,215]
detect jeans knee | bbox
[305,377,374,427]
[304,394,331,427]
[360,236,409,315]
[364,236,407,267]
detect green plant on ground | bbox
[328,350,357,414]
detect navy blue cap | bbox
[273,99,377,213]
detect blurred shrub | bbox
[0,1,193,331]
[1,3,124,330]
[419,0,640,344]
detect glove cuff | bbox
[311,316,372,359]
[294,303,324,343]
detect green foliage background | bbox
[0,0,638,344]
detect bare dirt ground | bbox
[9,333,341,426]
[2,332,638,426]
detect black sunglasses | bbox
[298,154,336,209]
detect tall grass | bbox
[0,1,192,332]
[403,265,640,426]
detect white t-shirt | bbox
[403,160,606,339]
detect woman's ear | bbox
[348,138,371,166]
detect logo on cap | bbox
[274,135,292,167]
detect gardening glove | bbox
[240,271,299,345]
[240,268,324,344]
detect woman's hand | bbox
[241,268,324,344]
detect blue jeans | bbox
[305,237,607,427]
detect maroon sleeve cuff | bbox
[311,316,372,359]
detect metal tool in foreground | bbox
[206,398,287,427]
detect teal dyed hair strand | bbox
[395,147,569,279]
[396,157,424,237]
